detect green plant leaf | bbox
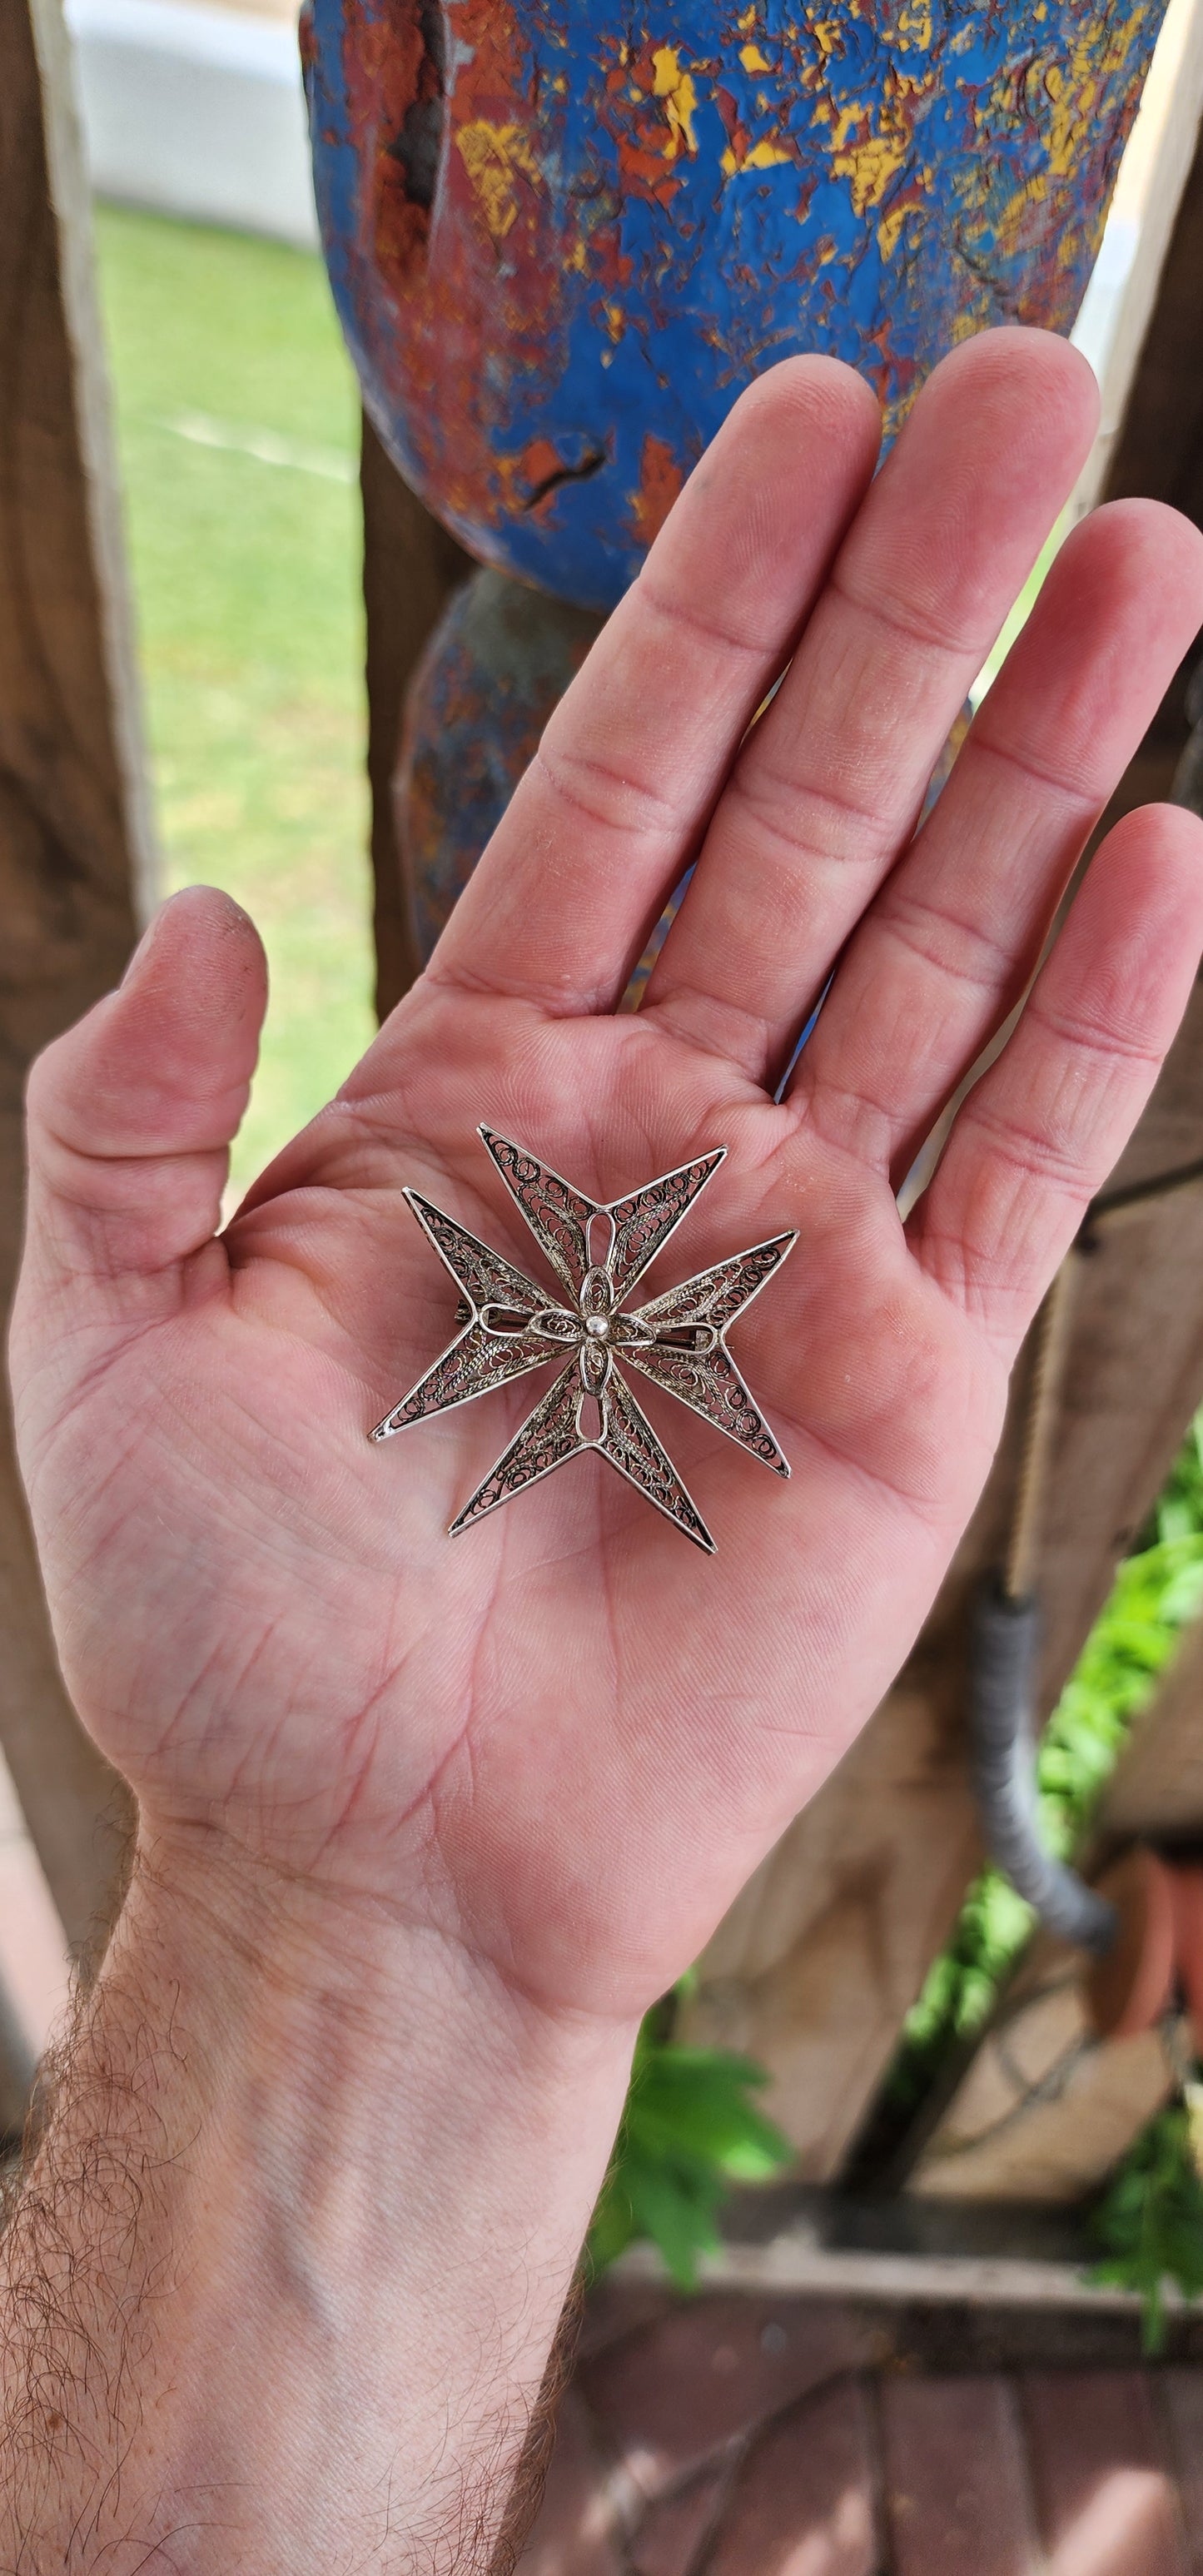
[1090,2104,1203,2355]
[586,2021,793,2285]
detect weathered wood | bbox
[1072,0,1203,525]
[0,0,152,1954]
[1041,1188,1203,1663]
[708,2381,878,2576]
[360,411,470,1019]
[393,569,604,970]
[1088,36,1203,835]
[908,1961,1181,2206]
[1020,2371,1191,2574]
[1161,2375,1203,2575]
[682,1156,1203,2179]
[1105,1614,1203,1845]
[680,22,1203,2176]
[909,1584,1203,2204]
[871,78,1203,2206]
[523,2280,1203,2576]
[879,2376,1038,2576]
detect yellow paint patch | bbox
[651,46,699,158]
[833,126,908,214]
[604,301,625,342]
[721,135,793,176]
[737,4,756,27]
[896,4,933,47]
[740,42,770,71]
[455,121,542,241]
[992,9,1150,190]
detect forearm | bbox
[0,1835,635,2574]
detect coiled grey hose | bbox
[967,1257,1117,1957]
[968,1576,1117,1955]
[963,680,1203,1959]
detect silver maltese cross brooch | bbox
[371,1128,797,1553]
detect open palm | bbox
[13,331,1203,2023]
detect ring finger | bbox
[790,495,1203,1186]
[642,327,1099,1083]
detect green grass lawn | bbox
[94,206,374,1195]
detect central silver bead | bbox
[584,1314,609,1340]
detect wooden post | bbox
[360,414,470,1019]
[907,1614,1203,2206]
[1081,33,1203,830]
[679,1003,1203,2189]
[0,0,154,1956]
[677,59,1203,2176]
[889,72,1203,2207]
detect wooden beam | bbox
[681,1172,1203,2176]
[360,413,471,1022]
[680,19,1203,2182]
[906,1945,1181,2206]
[1072,0,1203,526]
[906,1612,1203,2206]
[887,42,1203,2210]
[1105,1614,1203,1844]
[0,0,153,1955]
[1085,22,1203,833]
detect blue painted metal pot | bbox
[304,1,1164,611]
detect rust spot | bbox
[630,432,684,547]
[390,0,445,209]
[510,435,607,514]
[373,0,447,275]
[523,451,606,511]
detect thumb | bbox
[19,886,267,1318]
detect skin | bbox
[4,328,1203,2570]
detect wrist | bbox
[127,1809,639,2122]
[6,1822,637,2574]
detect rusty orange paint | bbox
[630,435,686,550]
[306,2,1168,612]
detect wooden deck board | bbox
[1160,2374,1203,2575]
[706,2380,879,2576]
[523,2291,1203,2576]
[880,2376,1040,2576]
[1020,2372,1191,2576]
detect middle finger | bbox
[642,327,1099,1085]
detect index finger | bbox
[430,356,881,1017]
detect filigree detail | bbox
[371,1192,566,1432]
[373,1131,797,1551]
[607,1151,726,1300]
[450,1363,584,1533]
[623,1236,795,1476]
[631,1236,794,1335]
[480,1129,596,1301]
[599,1368,715,1548]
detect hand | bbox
[13,328,1203,2027]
